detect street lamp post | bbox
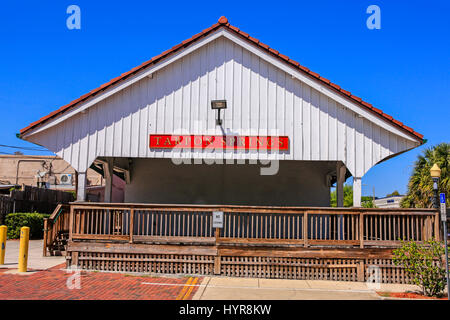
[430,163,449,299]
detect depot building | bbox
[19,16,423,207]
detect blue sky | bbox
[0,1,449,197]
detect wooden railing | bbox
[43,204,71,256]
[68,203,440,248]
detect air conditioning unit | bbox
[60,174,73,185]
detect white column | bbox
[353,177,362,207]
[336,163,346,207]
[76,171,87,202]
[104,158,114,203]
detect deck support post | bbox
[68,205,74,241]
[76,172,87,201]
[303,211,309,247]
[336,163,347,240]
[72,252,79,269]
[214,256,221,275]
[129,209,134,243]
[434,211,441,241]
[214,228,221,275]
[43,218,48,257]
[104,158,114,203]
[359,211,364,248]
[357,260,365,282]
[353,177,362,207]
[336,163,346,207]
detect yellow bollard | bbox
[18,226,30,272]
[0,225,6,265]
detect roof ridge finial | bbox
[218,16,228,24]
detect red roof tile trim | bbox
[20,16,424,141]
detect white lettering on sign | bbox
[213,211,224,228]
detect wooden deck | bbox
[47,203,441,283]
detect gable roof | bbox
[20,16,423,141]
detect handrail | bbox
[49,204,62,220]
[43,204,71,256]
[69,201,437,213]
[67,203,441,249]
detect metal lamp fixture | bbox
[211,100,227,125]
[430,163,441,179]
[430,163,441,209]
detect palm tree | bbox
[401,143,450,208]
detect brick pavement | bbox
[0,264,201,300]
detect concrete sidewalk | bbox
[0,240,65,272]
[192,276,420,300]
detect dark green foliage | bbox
[5,212,50,239]
[393,239,447,297]
[330,184,375,207]
[66,190,76,200]
[361,198,375,208]
[386,190,400,197]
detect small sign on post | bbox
[212,211,224,228]
[440,193,447,222]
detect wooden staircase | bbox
[48,231,69,256]
[43,204,70,256]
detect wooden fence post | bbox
[214,227,221,275]
[68,205,74,241]
[129,209,134,244]
[42,218,48,257]
[72,251,79,268]
[303,211,309,247]
[357,260,365,282]
[424,215,432,241]
[359,211,364,248]
[434,211,440,241]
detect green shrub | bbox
[5,212,50,240]
[393,239,447,297]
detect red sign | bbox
[149,135,289,151]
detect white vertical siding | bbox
[27,36,420,177]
